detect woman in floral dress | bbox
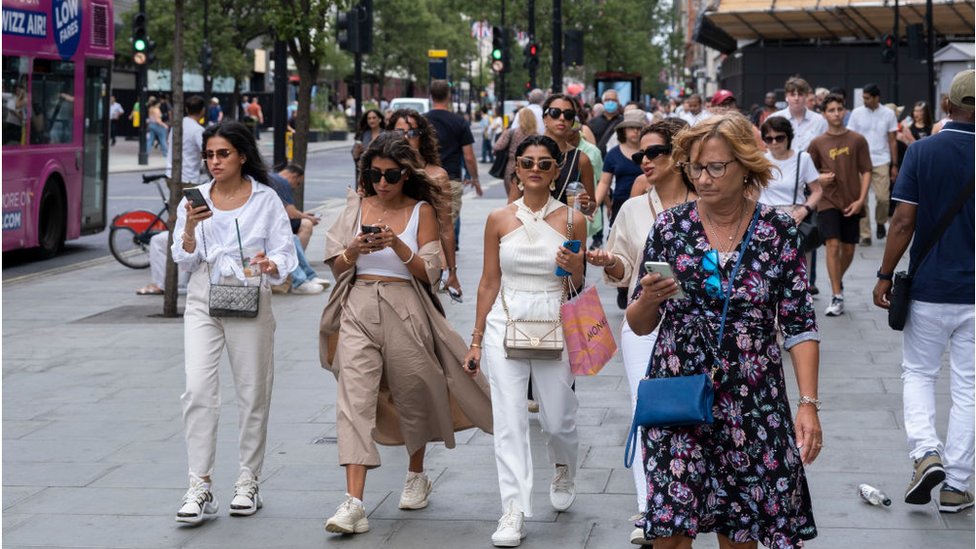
[626,113,822,549]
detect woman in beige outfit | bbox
[319,132,493,536]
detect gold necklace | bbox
[368,198,409,226]
[702,201,747,253]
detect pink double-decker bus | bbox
[2,0,113,257]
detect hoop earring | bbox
[549,180,556,191]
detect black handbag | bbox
[792,152,821,253]
[888,182,974,330]
[624,205,760,468]
[488,131,510,179]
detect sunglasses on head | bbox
[762,134,787,144]
[702,249,725,299]
[201,149,235,160]
[631,145,670,165]
[392,128,423,139]
[544,107,577,122]
[363,167,405,185]
[516,157,557,171]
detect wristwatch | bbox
[798,396,822,411]
[876,270,894,281]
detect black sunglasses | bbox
[201,148,235,160]
[392,128,423,139]
[544,107,577,122]
[363,168,405,185]
[631,145,670,165]
[762,134,787,144]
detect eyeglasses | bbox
[516,156,557,171]
[544,107,577,122]
[702,249,725,299]
[392,128,423,139]
[201,149,235,160]
[682,159,737,180]
[631,145,670,165]
[363,167,405,185]
[762,134,787,144]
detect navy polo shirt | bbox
[891,121,975,304]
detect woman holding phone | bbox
[319,132,492,537]
[626,113,821,548]
[464,135,587,547]
[170,120,297,523]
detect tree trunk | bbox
[163,0,185,317]
[231,77,242,120]
[289,39,317,211]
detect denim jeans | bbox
[148,122,168,157]
[902,300,975,490]
[289,236,317,288]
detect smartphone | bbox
[182,188,211,213]
[447,286,463,303]
[360,224,382,234]
[555,240,582,277]
[643,261,687,300]
[466,359,478,372]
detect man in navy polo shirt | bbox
[873,69,975,513]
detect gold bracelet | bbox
[471,329,484,338]
[341,250,354,265]
[400,250,416,264]
[470,342,482,348]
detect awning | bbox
[704,0,976,42]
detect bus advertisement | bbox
[2,0,114,257]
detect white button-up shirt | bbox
[770,107,828,154]
[172,177,297,286]
[679,109,712,127]
[846,105,898,167]
[166,116,207,184]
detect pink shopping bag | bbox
[561,286,617,376]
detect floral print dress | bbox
[633,201,819,548]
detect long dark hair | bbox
[386,108,441,167]
[641,118,694,193]
[912,101,933,128]
[202,120,269,185]
[514,134,564,164]
[358,132,445,209]
[355,108,385,140]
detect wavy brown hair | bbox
[671,112,773,191]
[640,118,694,193]
[386,108,441,167]
[358,132,445,209]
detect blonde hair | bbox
[671,112,773,191]
[517,107,537,135]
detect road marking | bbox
[4,255,118,285]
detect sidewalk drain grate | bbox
[312,436,337,444]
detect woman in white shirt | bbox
[584,118,696,546]
[171,120,298,524]
[758,116,824,293]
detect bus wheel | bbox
[36,183,66,259]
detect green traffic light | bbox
[134,38,147,51]
[492,49,502,60]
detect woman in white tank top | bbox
[322,133,493,536]
[464,135,587,547]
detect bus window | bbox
[2,56,28,146]
[30,59,75,145]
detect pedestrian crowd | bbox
[162,71,974,548]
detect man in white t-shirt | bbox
[109,96,124,146]
[678,94,710,127]
[846,83,898,245]
[770,76,828,154]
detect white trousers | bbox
[482,288,579,518]
[150,231,189,289]
[620,318,658,513]
[181,269,276,479]
[902,300,975,490]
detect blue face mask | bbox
[604,100,619,113]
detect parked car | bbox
[389,97,430,113]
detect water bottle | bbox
[858,484,891,506]
[565,181,584,210]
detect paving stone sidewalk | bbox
[3,191,973,548]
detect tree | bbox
[163,0,185,317]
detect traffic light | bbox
[132,12,148,65]
[524,42,539,71]
[146,39,157,64]
[564,30,583,67]
[881,33,896,63]
[906,24,925,59]
[491,26,505,73]
[337,9,359,52]
[200,43,213,72]
[357,0,373,54]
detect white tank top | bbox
[356,201,424,280]
[498,197,568,293]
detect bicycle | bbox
[108,173,170,269]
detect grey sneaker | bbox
[905,451,946,505]
[824,296,845,317]
[939,485,975,513]
[549,465,576,511]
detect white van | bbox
[389,97,430,113]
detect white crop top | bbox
[355,201,425,280]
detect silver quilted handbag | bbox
[208,283,259,318]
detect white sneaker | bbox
[824,295,845,316]
[630,526,653,545]
[491,503,526,547]
[398,471,433,510]
[175,476,219,524]
[549,465,576,511]
[310,276,332,288]
[324,496,369,534]
[291,282,324,295]
[229,469,262,516]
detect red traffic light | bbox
[529,44,538,56]
[883,34,895,48]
